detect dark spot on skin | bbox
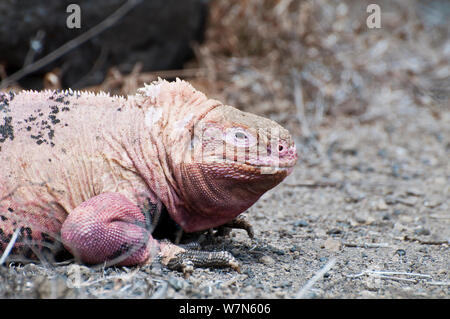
[117,108,122,112]
[61,148,66,154]
[50,105,59,114]
[27,115,37,122]
[48,115,60,125]
[61,106,70,111]
[50,142,55,147]
[41,233,55,245]
[0,93,11,113]
[0,216,7,221]
[24,227,33,241]
[48,158,52,162]
[55,97,64,103]
[38,112,44,117]
[0,116,14,143]
[7,208,13,212]
[30,134,42,140]
[48,129,55,140]
[26,126,31,131]
[0,228,12,243]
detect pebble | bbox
[423,196,442,208]
[405,188,424,197]
[37,276,69,298]
[396,197,418,206]
[326,228,342,235]
[294,220,309,227]
[168,276,185,291]
[374,198,388,211]
[290,245,301,253]
[385,195,397,205]
[323,238,342,252]
[395,249,406,256]
[414,227,431,236]
[344,185,366,203]
[259,255,275,265]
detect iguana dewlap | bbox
[0,79,297,267]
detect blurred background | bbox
[1,0,448,171]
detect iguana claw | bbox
[159,240,240,275]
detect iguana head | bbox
[177,104,297,232]
[136,79,297,232]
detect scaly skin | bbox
[0,79,297,269]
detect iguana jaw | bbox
[174,161,293,232]
[172,128,297,232]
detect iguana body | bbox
[0,79,297,268]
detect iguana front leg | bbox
[60,192,158,266]
[60,192,240,272]
[213,215,254,239]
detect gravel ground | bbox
[0,0,448,299]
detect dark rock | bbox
[326,228,342,235]
[414,228,431,236]
[294,220,309,227]
[0,0,208,89]
[395,249,406,256]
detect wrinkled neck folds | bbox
[125,79,221,218]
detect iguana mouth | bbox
[209,143,298,173]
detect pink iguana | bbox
[0,79,297,271]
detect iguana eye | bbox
[226,128,256,147]
[234,131,247,140]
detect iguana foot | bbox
[159,240,240,276]
[214,215,254,239]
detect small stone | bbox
[326,228,342,235]
[370,198,388,211]
[405,188,424,197]
[37,276,69,299]
[395,249,406,256]
[414,228,431,236]
[168,276,185,291]
[437,268,447,275]
[344,185,366,203]
[423,196,442,208]
[259,255,275,265]
[290,245,301,253]
[385,195,397,205]
[397,197,418,206]
[393,209,403,216]
[294,220,309,227]
[323,238,342,252]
